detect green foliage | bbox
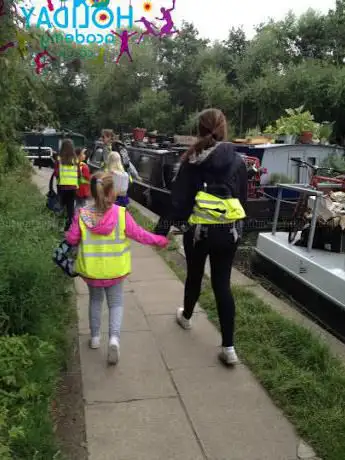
[0,166,74,458]
[320,153,345,173]
[268,173,295,185]
[265,106,319,136]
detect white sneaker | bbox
[89,336,100,349]
[176,308,192,330]
[219,347,239,366]
[108,336,120,365]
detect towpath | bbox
[33,167,319,460]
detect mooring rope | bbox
[258,190,298,205]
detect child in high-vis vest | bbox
[66,172,168,365]
[54,139,80,231]
[106,151,130,207]
[76,148,90,209]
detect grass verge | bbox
[0,166,74,459]
[129,204,345,460]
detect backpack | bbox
[46,171,63,215]
[52,240,78,277]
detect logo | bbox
[1,0,179,72]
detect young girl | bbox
[76,148,91,209]
[66,171,168,365]
[54,139,80,231]
[106,151,130,207]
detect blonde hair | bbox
[107,151,124,173]
[90,172,115,213]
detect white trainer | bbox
[108,336,120,365]
[219,346,239,366]
[89,336,101,349]
[176,308,192,330]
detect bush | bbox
[0,166,74,459]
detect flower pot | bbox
[133,128,147,142]
[300,131,313,144]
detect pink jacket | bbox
[66,204,168,287]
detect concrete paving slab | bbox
[85,399,204,460]
[172,365,298,460]
[79,331,176,403]
[148,313,221,370]
[128,255,179,282]
[132,279,201,315]
[77,292,150,335]
[231,268,258,287]
[130,243,159,258]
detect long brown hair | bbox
[59,139,76,165]
[90,171,115,213]
[182,108,227,161]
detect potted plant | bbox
[264,106,319,144]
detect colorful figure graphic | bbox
[90,0,110,8]
[34,50,56,74]
[155,0,178,38]
[135,17,159,44]
[0,42,14,53]
[111,30,137,63]
[47,0,54,11]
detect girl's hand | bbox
[157,236,169,248]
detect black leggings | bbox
[183,227,238,347]
[58,188,76,231]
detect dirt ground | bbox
[55,321,88,460]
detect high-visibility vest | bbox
[59,162,78,186]
[79,162,89,185]
[188,191,246,225]
[75,206,131,279]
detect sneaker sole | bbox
[176,317,192,330]
[108,344,119,365]
[218,353,238,366]
[89,340,100,349]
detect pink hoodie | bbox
[66,204,168,287]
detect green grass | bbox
[129,204,345,460]
[0,166,74,459]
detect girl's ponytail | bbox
[90,172,114,213]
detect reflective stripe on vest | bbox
[59,163,78,186]
[188,191,246,225]
[79,163,89,185]
[75,206,131,279]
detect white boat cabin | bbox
[245,144,345,183]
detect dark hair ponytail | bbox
[181,108,227,162]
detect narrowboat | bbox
[253,183,345,341]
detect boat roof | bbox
[252,143,345,150]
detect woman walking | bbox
[154,108,248,365]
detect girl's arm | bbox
[53,161,59,178]
[125,211,168,247]
[65,212,81,245]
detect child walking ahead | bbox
[54,139,80,231]
[106,151,130,207]
[75,148,90,209]
[66,172,168,365]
